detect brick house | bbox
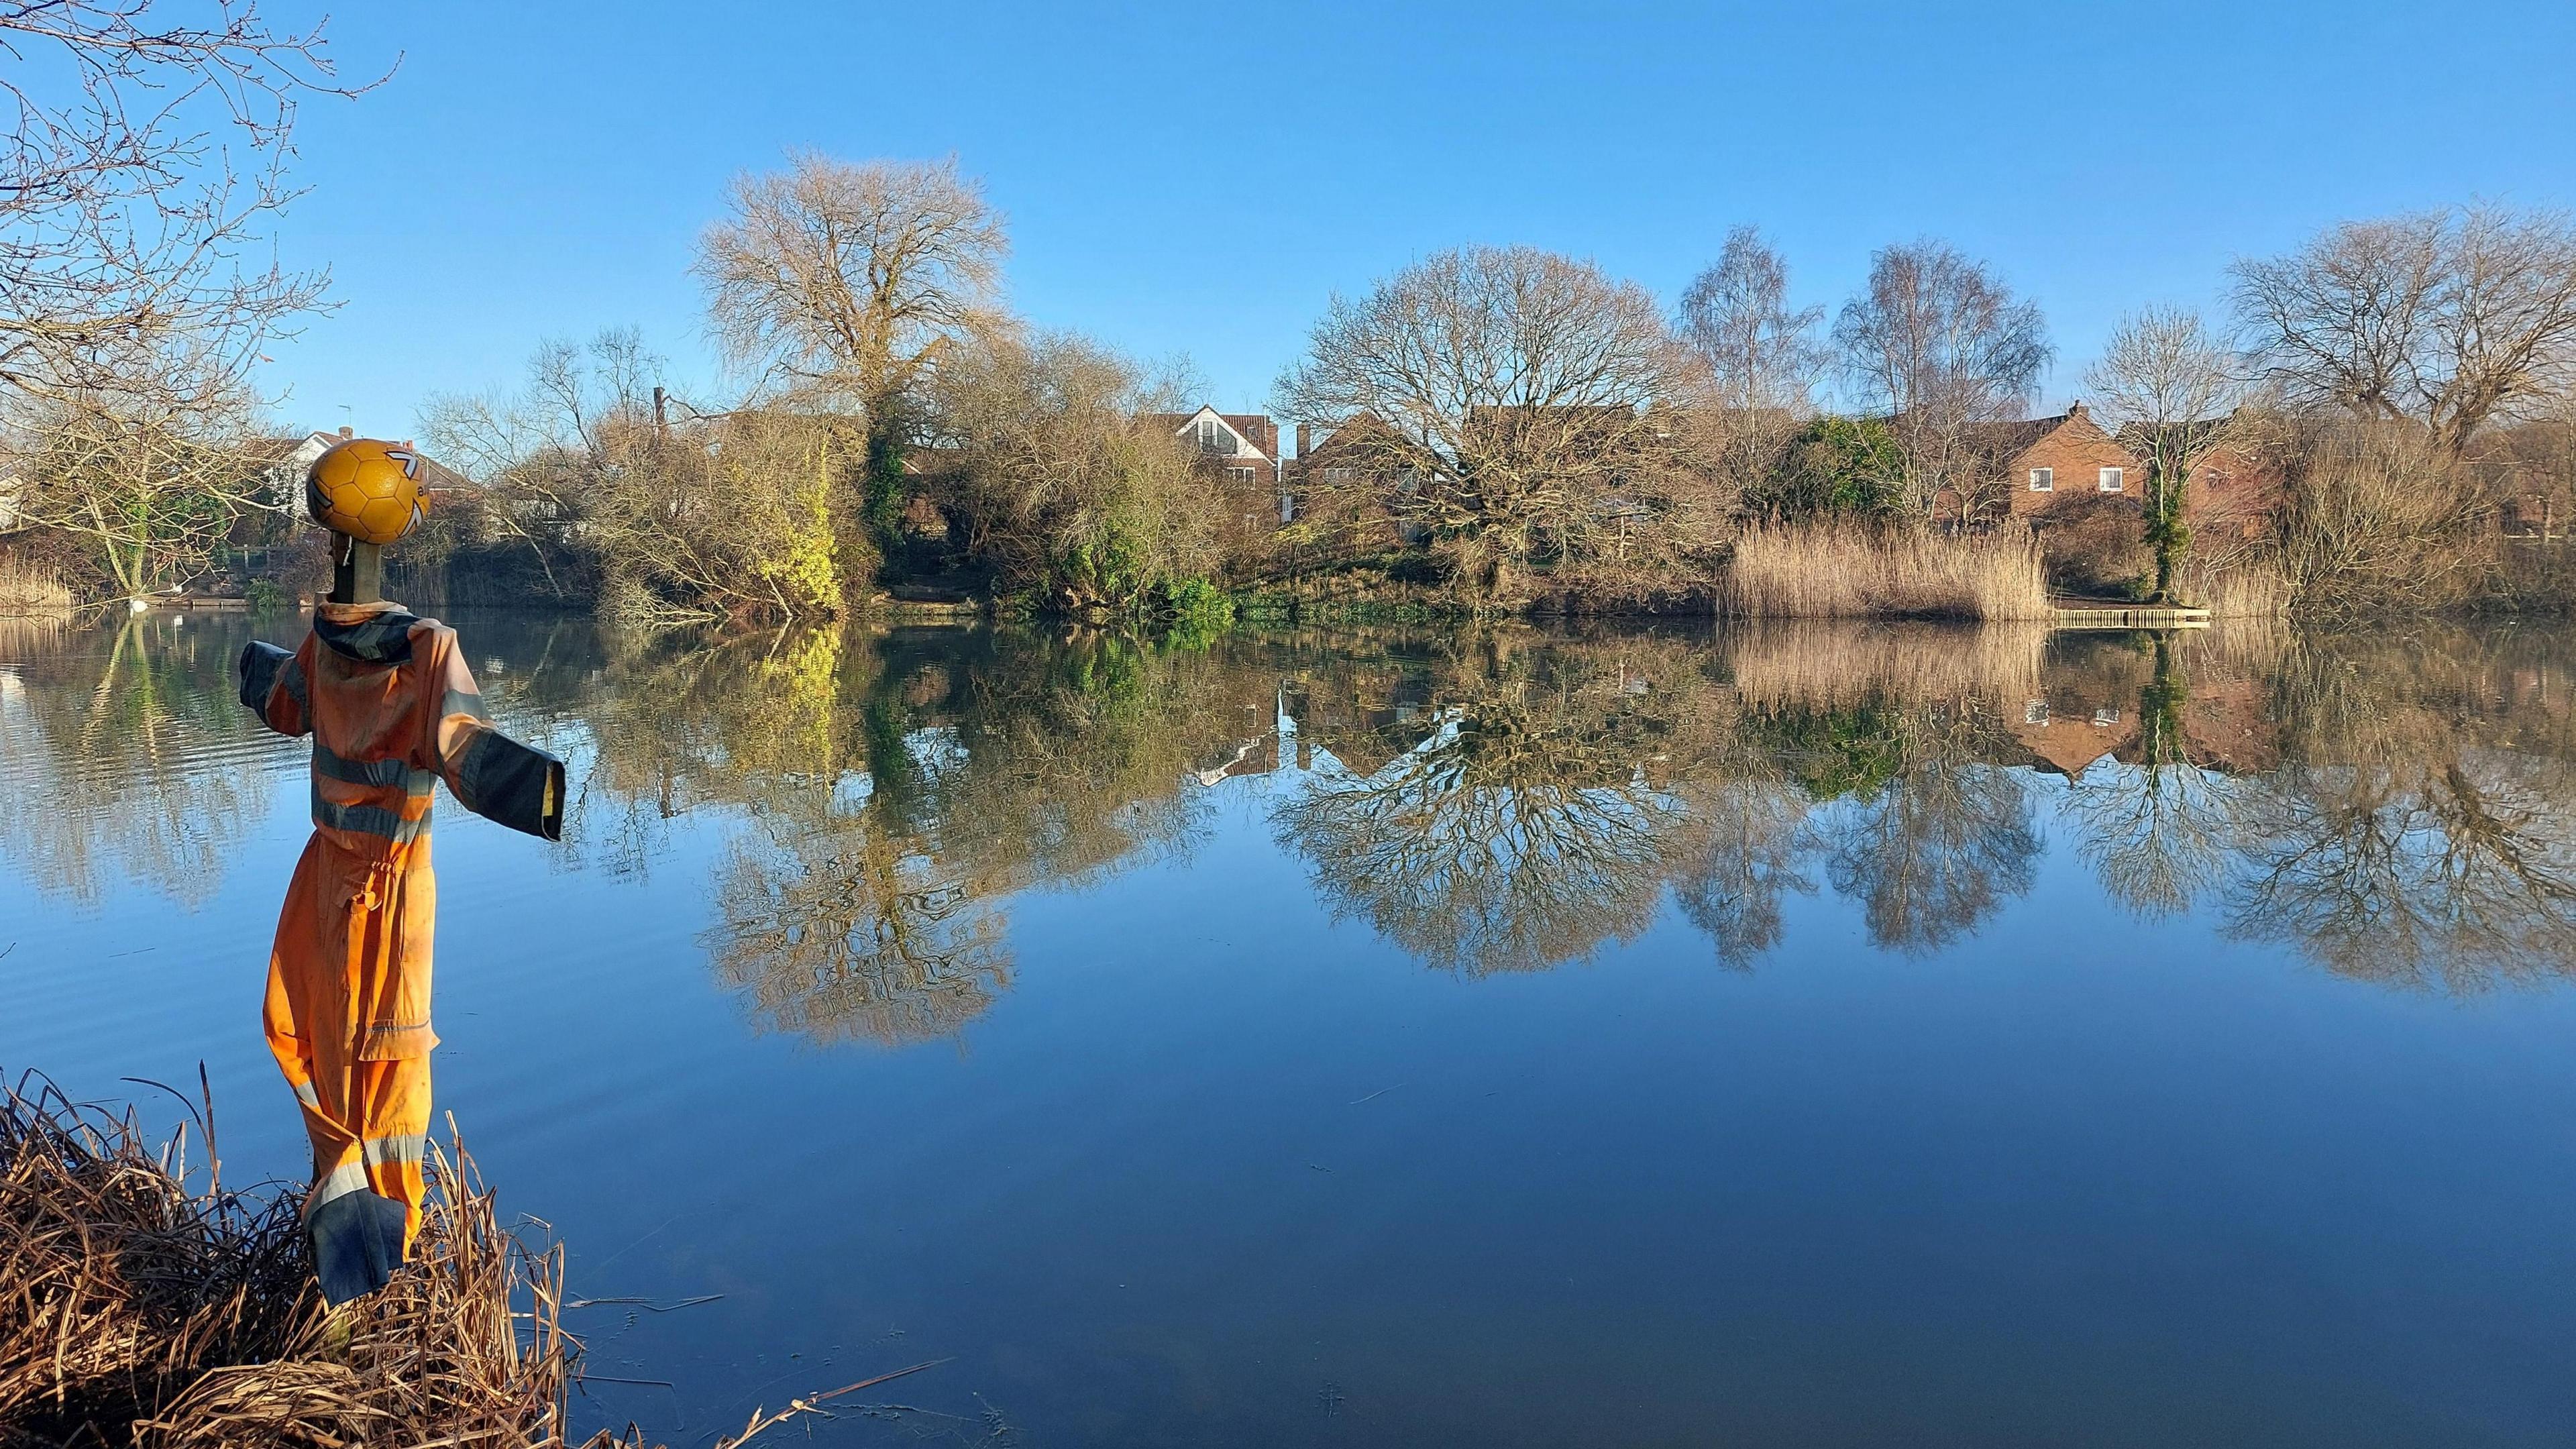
[2113,415,2286,541]
[1984,402,2144,519]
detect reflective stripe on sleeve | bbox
[441,688,490,723]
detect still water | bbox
[5,611,2576,1446]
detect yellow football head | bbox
[305,437,427,545]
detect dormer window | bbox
[1194,417,1232,455]
[2029,467,2053,492]
[2098,466,2125,493]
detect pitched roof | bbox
[1140,405,1278,462]
[1966,414,2066,458]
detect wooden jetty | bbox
[2049,598,2212,630]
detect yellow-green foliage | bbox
[756,442,843,615]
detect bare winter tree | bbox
[2084,305,2245,600]
[0,2,374,405]
[1832,240,2051,523]
[694,152,1008,538]
[1676,226,1826,506]
[925,328,1220,612]
[1,334,266,599]
[0,4,378,600]
[1678,226,1827,413]
[1274,246,1725,600]
[2232,204,2576,456]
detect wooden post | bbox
[329,533,383,604]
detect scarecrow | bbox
[237,438,567,1303]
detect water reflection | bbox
[8,613,2576,1026]
[0,614,276,908]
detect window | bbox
[2092,706,2121,727]
[1194,418,1233,455]
[1322,466,1358,486]
[1225,466,1256,486]
[2029,467,2053,492]
[2098,466,2124,493]
[2024,700,2051,725]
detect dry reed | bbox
[2182,555,2291,620]
[0,557,72,617]
[1,1073,311,1444]
[1,1074,878,1448]
[1724,522,2050,621]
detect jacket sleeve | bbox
[424,633,566,842]
[238,639,313,738]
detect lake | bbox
[4,610,2575,1447]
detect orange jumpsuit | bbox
[239,600,564,1304]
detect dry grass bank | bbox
[1,1075,917,1448]
[1725,523,2049,621]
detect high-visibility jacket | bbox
[239,600,564,1304]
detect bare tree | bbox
[1,334,266,598]
[1832,240,2051,523]
[1678,226,1827,413]
[694,152,1008,538]
[1677,225,1827,511]
[1274,245,1725,600]
[2232,204,2576,456]
[2085,305,2244,600]
[0,5,379,600]
[0,3,375,405]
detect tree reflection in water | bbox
[2065,637,2239,920]
[1672,780,1816,969]
[10,611,2576,1026]
[2216,633,2576,990]
[581,627,1254,1044]
[1823,724,2039,955]
[0,614,274,908]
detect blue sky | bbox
[265,0,2576,447]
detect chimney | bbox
[1296,423,1312,458]
[338,425,354,438]
[2065,400,2086,419]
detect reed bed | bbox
[1724,522,2051,621]
[0,1075,311,1445]
[1726,620,2046,712]
[0,557,72,618]
[1,1074,877,1448]
[2183,556,2292,620]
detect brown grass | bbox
[0,556,72,617]
[1724,521,2050,621]
[1,1075,896,1448]
[1,1074,311,1444]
